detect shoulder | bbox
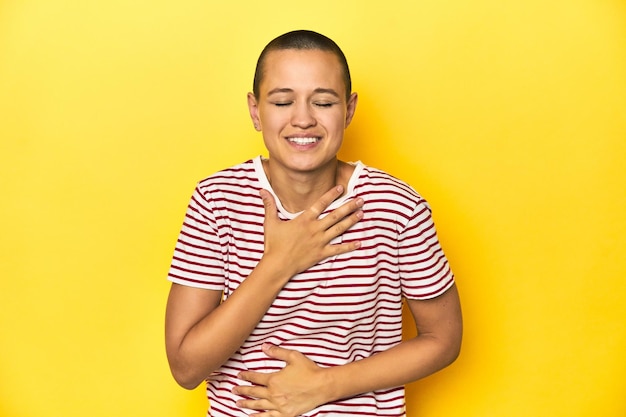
[197,158,257,191]
[355,164,428,210]
[191,158,263,209]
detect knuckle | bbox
[336,222,347,234]
[326,211,340,223]
[286,350,300,360]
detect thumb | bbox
[259,189,279,224]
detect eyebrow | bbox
[267,87,341,98]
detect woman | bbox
[165,29,462,417]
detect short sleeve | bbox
[167,185,226,291]
[399,200,455,300]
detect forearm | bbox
[321,334,460,403]
[168,256,293,388]
[322,288,463,403]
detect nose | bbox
[290,102,316,129]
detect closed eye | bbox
[314,102,337,108]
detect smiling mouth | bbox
[287,137,320,145]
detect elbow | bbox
[168,361,206,390]
[426,326,462,371]
[442,329,463,368]
[179,380,203,391]
[171,367,204,390]
[445,339,462,367]
[166,344,209,390]
[166,343,222,390]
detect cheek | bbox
[323,112,348,133]
[260,112,287,131]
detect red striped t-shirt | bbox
[168,156,455,416]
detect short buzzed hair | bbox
[252,30,352,100]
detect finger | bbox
[236,397,276,411]
[233,384,269,400]
[318,197,364,231]
[322,239,362,259]
[325,206,364,237]
[261,343,296,362]
[306,185,344,218]
[238,370,271,386]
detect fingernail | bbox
[356,198,364,207]
[356,210,364,219]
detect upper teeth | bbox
[289,137,318,145]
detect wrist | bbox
[256,254,297,285]
[319,360,371,404]
[316,365,343,405]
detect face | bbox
[248,49,357,175]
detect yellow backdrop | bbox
[1,1,625,416]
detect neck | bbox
[263,158,349,213]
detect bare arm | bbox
[165,186,364,389]
[324,283,463,398]
[235,284,462,416]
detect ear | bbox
[247,92,262,131]
[344,92,358,128]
